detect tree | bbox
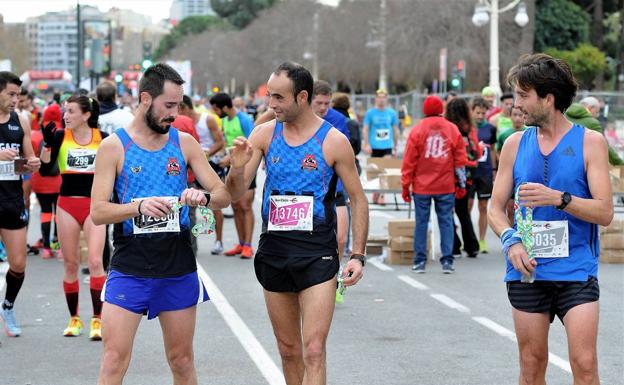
[535,0,590,52]
[210,0,278,29]
[154,15,229,59]
[547,43,607,89]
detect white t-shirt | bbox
[98,108,134,135]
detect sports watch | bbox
[349,253,366,267]
[556,191,571,210]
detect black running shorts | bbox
[468,175,493,200]
[0,199,28,230]
[254,252,339,293]
[506,276,600,323]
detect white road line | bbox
[369,211,396,219]
[196,263,286,385]
[397,275,429,290]
[472,316,572,373]
[0,263,8,292]
[429,293,471,313]
[368,255,393,271]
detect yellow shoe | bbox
[63,316,83,337]
[89,317,102,341]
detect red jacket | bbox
[401,116,467,195]
[173,115,200,184]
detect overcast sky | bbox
[0,0,338,23]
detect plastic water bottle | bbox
[335,266,346,304]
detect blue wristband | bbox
[500,227,522,258]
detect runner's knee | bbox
[101,348,131,376]
[276,337,302,361]
[166,350,194,375]
[569,351,597,381]
[303,339,325,367]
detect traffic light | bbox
[450,67,461,91]
[449,61,465,93]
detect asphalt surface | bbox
[1,170,623,385]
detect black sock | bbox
[3,269,25,310]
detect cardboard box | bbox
[389,236,414,251]
[601,233,624,250]
[387,250,414,265]
[367,234,389,244]
[609,165,624,178]
[379,168,402,190]
[366,157,403,180]
[388,219,415,237]
[600,218,624,234]
[599,249,624,264]
[366,244,384,255]
[610,174,624,193]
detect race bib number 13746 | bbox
[268,195,313,232]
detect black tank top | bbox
[0,111,24,201]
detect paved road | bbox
[1,170,623,385]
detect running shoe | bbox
[89,317,102,341]
[411,261,426,274]
[33,238,44,250]
[1,307,22,337]
[224,244,243,256]
[56,249,64,261]
[211,240,224,255]
[240,245,254,259]
[50,241,60,250]
[41,248,54,259]
[479,239,488,254]
[442,261,455,274]
[63,316,84,337]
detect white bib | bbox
[0,160,19,181]
[531,220,569,258]
[268,195,313,232]
[132,196,180,234]
[66,148,97,173]
[375,129,390,141]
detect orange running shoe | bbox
[240,245,254,259]
[41,248,54,259]
[224,244,243,256]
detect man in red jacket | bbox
[401,95,467,273]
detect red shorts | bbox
[57,196,91,226]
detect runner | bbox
[489,53,613,385]
[0,71,41,337]
[40,95,107,340]
[90,63,241,384]
[226,62,368,385]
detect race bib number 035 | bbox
[268,195,313,232]
[132,196,180,234]
[531,220,569,258]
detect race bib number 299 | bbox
[132,196,180,234]
[268,195,313,231]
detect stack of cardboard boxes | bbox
[386,219,431,265]
[600,218,624,263]
[366,158,403,181]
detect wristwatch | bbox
[556,191,571,210]
[349,253,366,267]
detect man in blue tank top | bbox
[227,62,369,385]
[90,64,248,384]
[489,54,613,385]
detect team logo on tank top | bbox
[166,157,180,176]
[301,154,318,171]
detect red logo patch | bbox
[301,154,318,171]
[166,157,181,176]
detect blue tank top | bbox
[258,121,338,257]
[507,124,599,281]
[110,128,195,278]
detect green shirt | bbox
[222,115,244,147]
[497,127,525,152]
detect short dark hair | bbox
[181,95,193,110]
[96,81,117,103]
[471,97,489,110]
[210,92,232,109]
[507,53,578,112]
[273,62,313,104]
[19,87,28,96]
[66,95,100,128]
[313,80,332,97]
[138,63,185,102]
[0,71,22,93]
[500,92,514,102]
[332,92,351,111]
[445,98,472,132]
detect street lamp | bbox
[472,0,529,98]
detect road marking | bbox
[0,263,8,292]
[548,352,572,373]
[429,293,471,313]
[397,275,428,290]
[196,263,286,385]
[368,255,393,271]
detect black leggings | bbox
[453,193,479,255]
[36,193,59,248]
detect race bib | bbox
[375,129,390,141]
[66,148,97,173]
[531,220,569,258]
[268,195,313,231]
[132,196,180,234]
[0,160,19,181]
[478,146,488,163]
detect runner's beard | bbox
[145,105,173,134]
